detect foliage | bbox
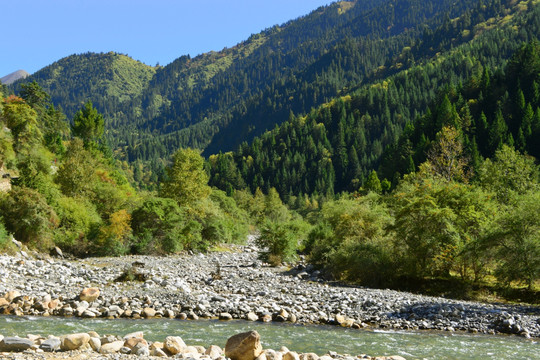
[306,194,394,285]
[391,165,495,279]
[72,101,105,148]
[55,139,98,197]
[0,218,12,252]
[257,218,310,266]
[0,187,59,251]
[477,145,539,203]
[93,209,132,256]
[487,191,540,289]
[160,148,211,207]
[52,196,101,256]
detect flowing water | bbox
[0,316,538,360]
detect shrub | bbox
[0,186,58,251]
[257,218,311,266]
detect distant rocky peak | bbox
[1,70,30,85]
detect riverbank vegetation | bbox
[1,6,540,302]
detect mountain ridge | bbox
[1,69,29,85]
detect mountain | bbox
[1,70,29,85]
[11,0,485,154]
[206,0,540,198]
[9,0,540,196]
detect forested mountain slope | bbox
[10,0,517,165]
[208,0,540,198]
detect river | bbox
[0,316,538,359]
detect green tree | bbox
[72,101,104,147]
[392,164,494,278]
[364,170,382,194]
[0,187,59,251]
[55,139,98,197]
[477,145,539,203]
[160,148,211,207]
[487,191,540,289]
[426,126,470,182]
[1,96,42,151]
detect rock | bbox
[274,309,289,322]
[194,345,206,354]
[101,335,118,345]
[135,344,150,356]
[52,246,63,258]
[0,298,8,307]
[151,347,168,357]
[100,340,124,354]
[4,290,21,302]
[79,287,100,302]
[178,312,188,320]
[143,307,156,318]
[164,335,186,355]
[206,345,223,359]
[256,353,268,360]
[185,345,202,355]
[283,351,300,360]
[120,346,132,354]
[265,349,283,360]
[61,333,90,351]
[48,299,60,310]
[123,331,144,340]
[124,337,148,351]
[0,336,34,352]
[89,337,101,352]
[247,312,259,321]
[40,337,61,352]
[224,330,263,360]
[220,312,233,320]
[299,353,319,360]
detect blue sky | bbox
[2,0,334,76]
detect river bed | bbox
[0,316,538,359]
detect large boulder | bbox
[61,333,90,351]
[0,336,34,352]
[225,330,263,360]
[164,336,186,355]
[79,287,100,302]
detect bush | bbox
[0,186,58,251]
[131,197,186,254]
[257,218,311,266]
[306,194,395,285]
[0,218,15,253]
[52,196,102,256]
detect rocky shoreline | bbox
[0,329,406,360]
[0,237,539,341]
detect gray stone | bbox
[0,336,34,352]
[40,337,61,352]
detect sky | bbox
[2,0,334,76]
